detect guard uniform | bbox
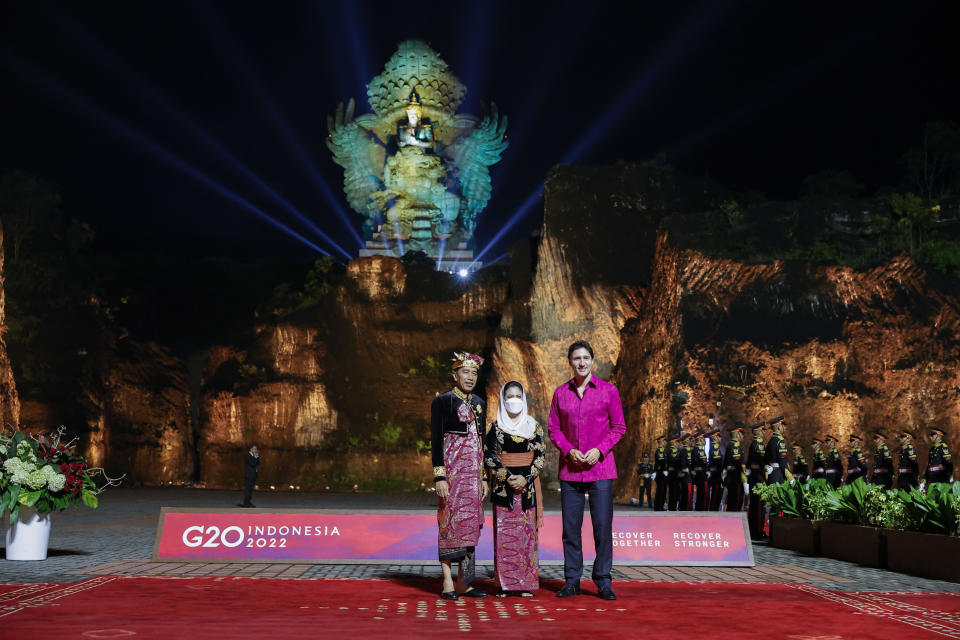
[811,439,827,481]
[636,460,654,508]
[871,431,893,490]
[926,428,954,485]
[677,436,694,511]
[653,440,668,511]
[764,417,791,484]
[722,426,746,512]
[824,436,844,489]
[707,430,724,511]
[692,434,709,511]
[665,437,681,511]
[846,435,868,484]
[897,431,919,490]
[792,446,809,484]
[746,423,767,540]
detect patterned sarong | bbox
[437,421,483,584]
[494,491,539,591]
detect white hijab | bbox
[497,382,537,440]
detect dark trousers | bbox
[243,476,255,506]
[693,477,708,511]
[873,472,892,490]
[560,479,613,590]
[639,481,652,508]
[654,475,668,511]
[897,473,918,490]
[724,481,743,512]
[708,481,723,511]
[677,476,692,510]
[667,476,680,511]
[747,479,764,538]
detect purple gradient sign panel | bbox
[153,509,752,566]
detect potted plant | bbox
[885,483,960,582]
[761,479,832,555]
[818,478,886,567]
[1,427,122,560]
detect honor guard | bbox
[636,453,654,508]
[810,438,827,481]
[666,435,681,511]
[871,431,893,490]
[846,434,868,484]
[653,435,668,511]
[765,417,793,484]
[677,433,694,510]
[924,427,954,487]
[692,431,709,511]
[791,443,809,483]
[722,425,747,512]
[707,429,724,510]
[897,430,920,490]
[824,435,844,488]
[746,422,767,540]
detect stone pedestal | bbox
[358,237,482,273]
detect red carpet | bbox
[2,577,958,639]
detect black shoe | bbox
[440,591,459,600]
[459,588,487,598]
[555,583,581,597]
[598,587,617,600]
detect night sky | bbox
[2,1,958,262]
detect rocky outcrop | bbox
[0,222,21,427]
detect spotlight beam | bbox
[473,185,543,264]
[58,20,352,260]
[6,55,331,256]
[197,7,365,249]
[562,0,732,165]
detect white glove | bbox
[764,465,774,476]
[789,478,795,486]
[950,477,955,484]
[722,471,728,482]
[919,481,926,491]
[742,482,749,494]
[644,474,651,479]
[745,469,751,477]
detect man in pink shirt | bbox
[548,340,626,600]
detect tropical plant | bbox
[0,427,123,523]
[899,483,960,535]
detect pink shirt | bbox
[548,376,626,481]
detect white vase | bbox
[5,506,52,561]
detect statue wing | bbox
[326,99,386,216]
[444,104,508,230]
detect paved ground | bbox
[2,487,958,593]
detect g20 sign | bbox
[153,508,754,566]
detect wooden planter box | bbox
[885,529,960,583]
[770,517,820,555]
[819,521,884,568]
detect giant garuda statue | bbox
[327,40,508,254]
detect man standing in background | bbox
[241,445,259,508]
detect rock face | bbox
[195,257,508,490]
[0,222,21,427]
[8,166,958,497]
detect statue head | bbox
[405,90,423,124]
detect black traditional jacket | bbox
[691,445,707,482]
[825,448,845,477]
[665,445,680,478]
[430,389,486,482]
[483,420,545,511]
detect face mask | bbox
[504,397,523,414]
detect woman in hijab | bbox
[483,380,545,596]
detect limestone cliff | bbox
[0,221,20,427]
